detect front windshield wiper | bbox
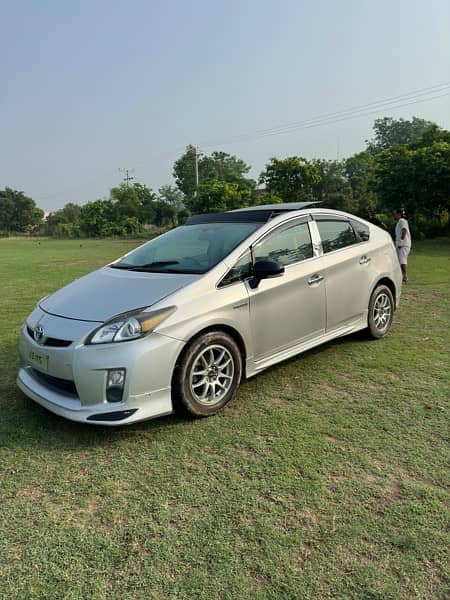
[110,261,203,274]
[110,261,179,271]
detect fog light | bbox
[106,369,126,403]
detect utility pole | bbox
[119,168,135,188]
[194,147,203,196]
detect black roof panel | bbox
[186,202,320,225]
[231,202,320,212]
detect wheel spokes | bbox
[373,293,391,330]
[189,344,235,406]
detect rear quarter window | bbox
[316,219,357,253]
[351,220,370,242]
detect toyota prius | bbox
[17,203,402,425]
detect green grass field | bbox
[0,237,449,600]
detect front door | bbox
[246,219,326,362]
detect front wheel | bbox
[367,284,394,339]
[173,331,243,417]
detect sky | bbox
[1,0,449,212]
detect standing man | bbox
[363,207,387,230]
[394,208,411,283]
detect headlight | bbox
[86,306,176,345]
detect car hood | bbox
[40,267,200,322]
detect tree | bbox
[110,183,141,220]
[375,145,416,215]
[0,188,44,233]
[153,201,177,227]
[157,185,185,225]
[79,199,116,237]
[375,139,450,231]
[366,117,440,153]
[134,183,157,224]
[200,151,254,189]
[312,159,355,213]
[173,146,255,202]
[259,157,320,203]
[46,202,81,236]
[344,151,378,213]
[189,181,251,214]
[158,185,184,209]
[413,141,450,227]
[173,145,198,198]
[109,182,157,225]
[252,191,283,206]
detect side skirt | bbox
[245,314,367,378]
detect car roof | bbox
[186,202,322,225]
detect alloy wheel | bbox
[373,292,392,331]
[189,344,235,406]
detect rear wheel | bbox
[173,331,242,417]
[367,285,394,339]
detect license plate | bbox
[28,350,49,372]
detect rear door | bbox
[314,216,372,331]
[246,218,326,361]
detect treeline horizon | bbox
[1,116,449,239]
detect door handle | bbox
[359,255,371,265]
[308,274,324,285]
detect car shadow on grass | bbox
[1,329,375,451]
[1,381,183,453]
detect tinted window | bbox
[113,222,260,274]
[219,250,252,287]
[352,220,370,242]
[254,222,313,266]
[316,220,357,253]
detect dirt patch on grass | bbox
[299,507,320,527]
[13,484,43,500]
[64,495,101,526]
[292,542,313,571]
[236,447,261,458]
[328,474,349,491]
[371,459,447,492]
[385,478,403,502]
[266,396,289,406]
[386,371,400,380]
[8,543,22,564]
[242,514,257,528]
[314,382,338,396]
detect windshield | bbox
[111,222,260,274]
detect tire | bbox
[367,284,394,339]
[173,331,243,417]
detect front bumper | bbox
[17,319,185,426]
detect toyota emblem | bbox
[34,325,45,343]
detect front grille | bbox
[30,368,78,398]
[27,326,72,348]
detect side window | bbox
[254,222,313,266]
[219,249,252,287]
[316,220,357,253]
[351,220,370,242]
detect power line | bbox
[235,92,450,145]
[33,82,450,202]
[199,82,450,148]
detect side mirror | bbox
[249,259,285,289]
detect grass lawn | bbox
[0,237,449,599]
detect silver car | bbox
[17,203,402,425]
